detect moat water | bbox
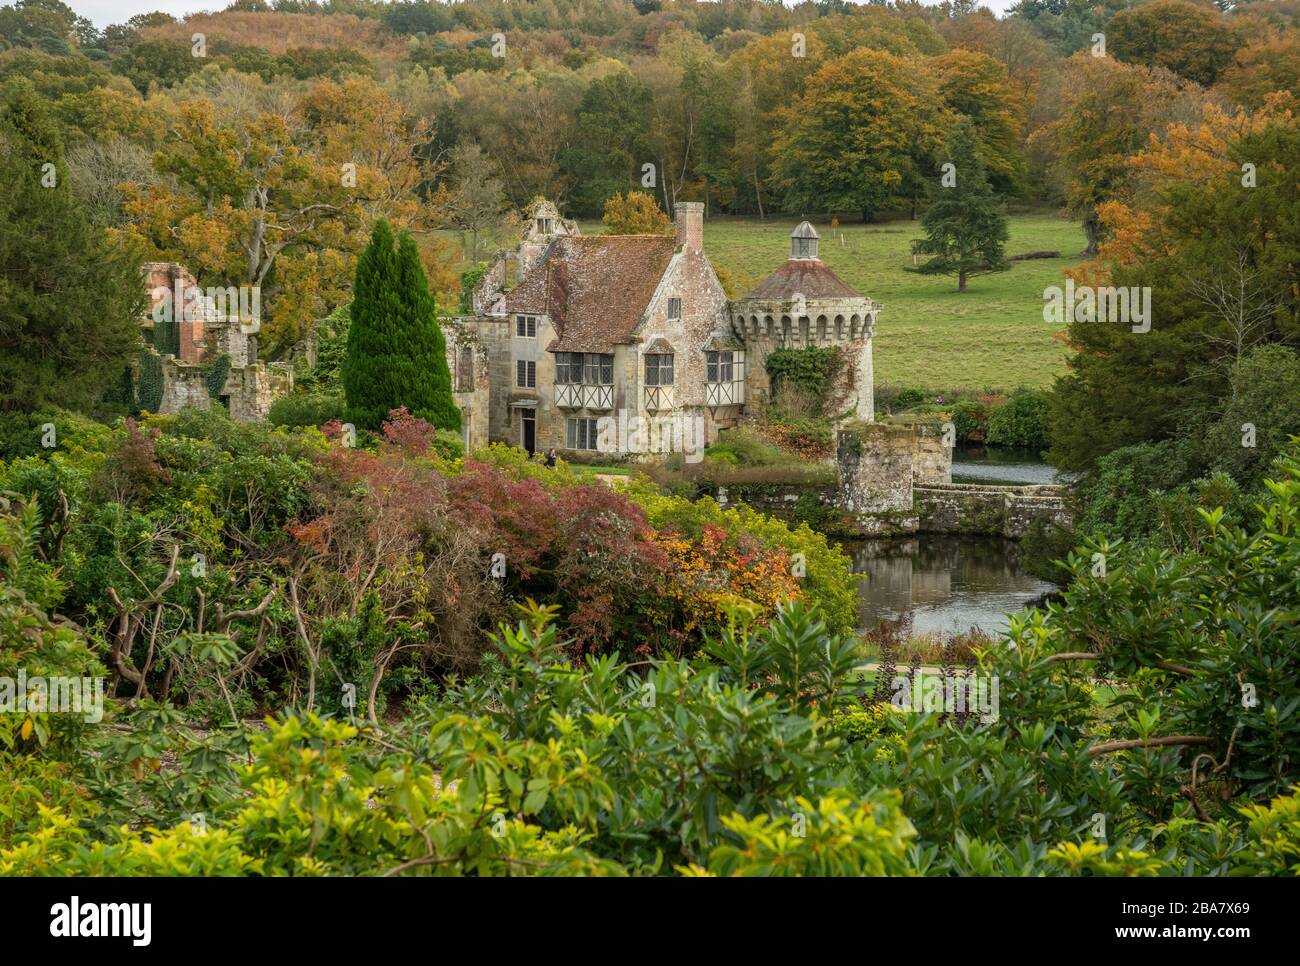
[951,445,1072,485]
[841,534,1058,637]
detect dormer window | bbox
[537,218,554,234]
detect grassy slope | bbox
[443,213,1085,394]
[700,213,1086,394]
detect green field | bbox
[444,212,1085,394]
[700,213,1085,394]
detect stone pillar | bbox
[836,423,920,536]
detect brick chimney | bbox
[675,202,704,254]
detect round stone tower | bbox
[731,221,878,421]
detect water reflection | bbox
[840,534,1057,636]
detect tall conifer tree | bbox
[0,79,143,414]
[911,119,1010,293]
[343,220,460,432]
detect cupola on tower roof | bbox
[791,221,819,259]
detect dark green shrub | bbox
[950,400,988,442]
[764,346,841,413]
[892,387,926,411]
[986,388,1049,450]
[1075,440,1190,540]
[432,428,464,462]
[268,393,345,429]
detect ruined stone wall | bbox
[836,423,919,536]
[912,425,953,485]
[472,255,509,316]
[222,362,293,423]
[474,317,514,443]
[445,320,492,450]
[208,319,253,368]
[159,359,210,414]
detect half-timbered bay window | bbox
[554,351,580,385]
[566,417,600,450]
[705,349,745,406]
[555,352,614,410]
[644,352,674,411]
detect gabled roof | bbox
[744,258,861,301]
[502,235,677,353]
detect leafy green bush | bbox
[704,428,793,466]
[986,387,1050,450]
[949,400,988,443]
[268,393,345,429]
[892,387,926,412]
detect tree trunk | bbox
[1082,213,1101,257]
[958,270,968,292]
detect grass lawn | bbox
[699,212,1085,394]
[439,212,1085,394]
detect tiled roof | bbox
[744,258,861,301]
[501,235,677,352]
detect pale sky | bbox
[68,0,1020,31]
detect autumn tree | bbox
[601,191,671,235]
[1220,34,1300,108]
[0,79,142,414]
[1048,114,1300,470]
[769,49,949,222]
[434,139,510,265]
[1035,54,1199,254]
[930,48,1027,197]
[342,220,460,433]
[1104,0,1241,87]
[117,78,432,350]
[910,120,1010,292]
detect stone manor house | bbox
[140,199,882,464]
[455,199,880,458]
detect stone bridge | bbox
[836,424,1071,538]
[913,483,1071,538]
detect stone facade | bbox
[468,202,738,458]
[468,203,874,459]
[141,262,291,422]
[911,424,953,485]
